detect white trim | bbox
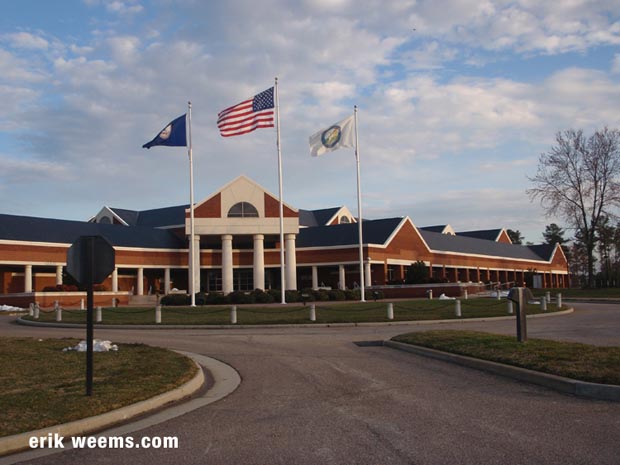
[0,239,70,248]
[386,258,419,266]
[0,260,65,266]
[105,206,130,226]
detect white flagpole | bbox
[275,78,286,304]
[354,105,365,302]
[188,101,196,307]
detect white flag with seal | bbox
[309,115,355,157]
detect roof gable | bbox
[457,228,508,242]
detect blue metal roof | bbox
[420,230,552,261]
[0,214,185,249]
[297,218,403,248]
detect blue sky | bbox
[1,0,619,243]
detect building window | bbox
[227,202,259,218]
[340,216,350,224]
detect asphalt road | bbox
[1,302,619,465]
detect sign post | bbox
[66,235,115,396]
[507,287,534,343]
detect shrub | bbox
[344,289,361,301]
[206,293,231,305]
[161,294,190,306]
[252,289,274,304]
[299,289,316,302]
[312,290,330,301]
[230,290,254,304]
[269,289,286,303]
[285,290,300,303]
[328,289,346,301]
[195,292,208,305]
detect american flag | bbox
[217,87,275,137]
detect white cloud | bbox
[0,49,48,83]
[4,32,49,50]
[613,54,620,74]
[1,0,619,236]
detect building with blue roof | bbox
[0,176,568,306]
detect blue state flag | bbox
[143,114,187,149]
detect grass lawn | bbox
[23,298,565,325]
[0,338,198,437]
[392,330,620,385]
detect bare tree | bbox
[527,127,620,287]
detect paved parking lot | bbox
[1,302,619,465]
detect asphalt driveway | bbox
[1,302,618,465]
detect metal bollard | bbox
[541,298,547,311]
[557,293,562,309]
[455,299,462,317]
[80,299,84,310]
[428,289,433,300]
[464,289,468,300]
[387,303,394,320]
[309,304,316,322]
[155,305,161,324]
[507,300,513,314]
[496,289,501,300]
[231,305,237,324]
[545,291,551,303]
[28,303,34,316]
[34,303,40,319]
[55,306,62,322]
[96,306,102,323]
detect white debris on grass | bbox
[438,293,455,300]
[490,290,509,298]
[63,339,118,352]
[0,305,24,312]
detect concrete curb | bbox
[15,308,574,330]
[384,340,620,402]
[0,352,241,460]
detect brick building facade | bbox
[0,176,568,305]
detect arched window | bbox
[339,216,350,224]
[227,202,259,218]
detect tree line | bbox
[527,127,620,288]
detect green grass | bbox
[23,298,564,325]
[0,338,197,437]
[392,330,620,385]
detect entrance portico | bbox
[189,176,299,292]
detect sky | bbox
[1,0,619,244]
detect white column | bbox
[253,234,265,291]
[285,234,297,290]
[222,234,233,294]
[164,268,171,294]
[24,265,33,293]
[55,265,63,286]
[364,259,372,288]
[112,268,119,293]
[311,266,319,290]
[193,235,201,294]
[137,268,144,296]
[338,265,346,290]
